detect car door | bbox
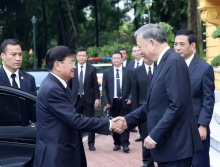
[0,85,36,167]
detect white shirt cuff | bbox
[109,120,112,130]
[149,136,157,144]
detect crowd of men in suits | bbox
[0,24,215,167]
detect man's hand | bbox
[125,99,131,105]
[105,104,111,108]
[144,135,156,149]
[198,125,207,141]
[94,100,99,109]
[111,117,128,134]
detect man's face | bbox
[132,46,142,59]
[1,44,22,72]
[111,54,123,66]
[136,35,156,61]
[143,56,154,66]
[58,55,76,81]
[174,35,195,59]
[76,51,87,65]
[119,50,128,61]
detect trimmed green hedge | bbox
[211,55,220,67]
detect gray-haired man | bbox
[113,24,203,167]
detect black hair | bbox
[112,51,123,58]
[118,48,128,54]
[76,48,88,55]
[1,39,21,53]
[46,46,75,71]
[175,29,197,44]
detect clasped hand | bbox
[111,117,127,134]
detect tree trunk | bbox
[188,0,203,56]
[65,0,78,49]
[94,0,99,47]
[58,0,67,46]
[41,0,48,56]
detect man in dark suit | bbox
[0,39,36,94]
[68,48,100,151]
[128,45,145,138]
[174,30,215,167]
[113,24,203,167]
[132,56,155,167]
[34,46,126,167]
[128,45,144,69]
[102,51,132,153]
[119,48,130,67]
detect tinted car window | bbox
[95,66,111,73]
[0,93,21,124]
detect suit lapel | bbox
[122,67,126,90]
[146,49,173,104]
[189,56,198,75]
[0,67,11,85]
[141,65,148,79]
[109,67,114,92]
[84,63,89,83]
[19,71,25,90]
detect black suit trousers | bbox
[75,96,95,145]
[110,99,130,146]
[139,104,153,165]
[158,157,192,167]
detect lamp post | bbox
[143,0,153,23]
[31,16,37,70]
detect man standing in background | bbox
[174,29,215,167]
[119,48,130,67]
[69,48,100,151]
[132,56,155,167]
[128,46,144,69]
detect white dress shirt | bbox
[157,46,170,66]
[134,58,143,68]
[145,63,154,75]
[77,63,86,94]
[50,72,67,88]
[123,60,127,67]
[113,65,123,98]
[3,65,20,88]
[185,54,194,67]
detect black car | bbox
[0,85,36,167]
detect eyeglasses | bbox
[60,61,76,66]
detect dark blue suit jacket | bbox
[125,48,203,163]
[189,56,215,127]
[127,60,144,69]
[0,66,36,95]
[34,73,109,167]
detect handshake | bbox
[110,117,127,134]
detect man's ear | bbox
[191,42,196,50]
[54,61,61,72]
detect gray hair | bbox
[134,24,167,43]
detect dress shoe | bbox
[89,145,96,151]
[130,128,137,132]
[135,136,142,142]
[113,145,121,151]
[142,162,154,167]
[123,146,130,153]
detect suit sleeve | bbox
[131,71,139,110]
[31,76,37,95]
[92,67,100,100]
[149,57,189,143]
[127,69,132,100]
[102,70,109,105]
[198,65,215,127]
[125,102,147,130]
[47,88,110,134]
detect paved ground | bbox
[83,130,143,167]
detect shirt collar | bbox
[50,72,67,88]
[135,58,143,64]
[157,46,170,66]
[3,65,19,79]
[78,62,86,68]
[185,54,194,67]
[114,65,123,71]
[145,63,154,70]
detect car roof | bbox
[92,63,112,67]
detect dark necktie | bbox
[66,86,73,98]
[137,62,139,67]
[116,69,122,98]
[11,74,18,88]
[78,66,84,94]
[148,66,152,79]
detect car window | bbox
[0,93,22,125]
